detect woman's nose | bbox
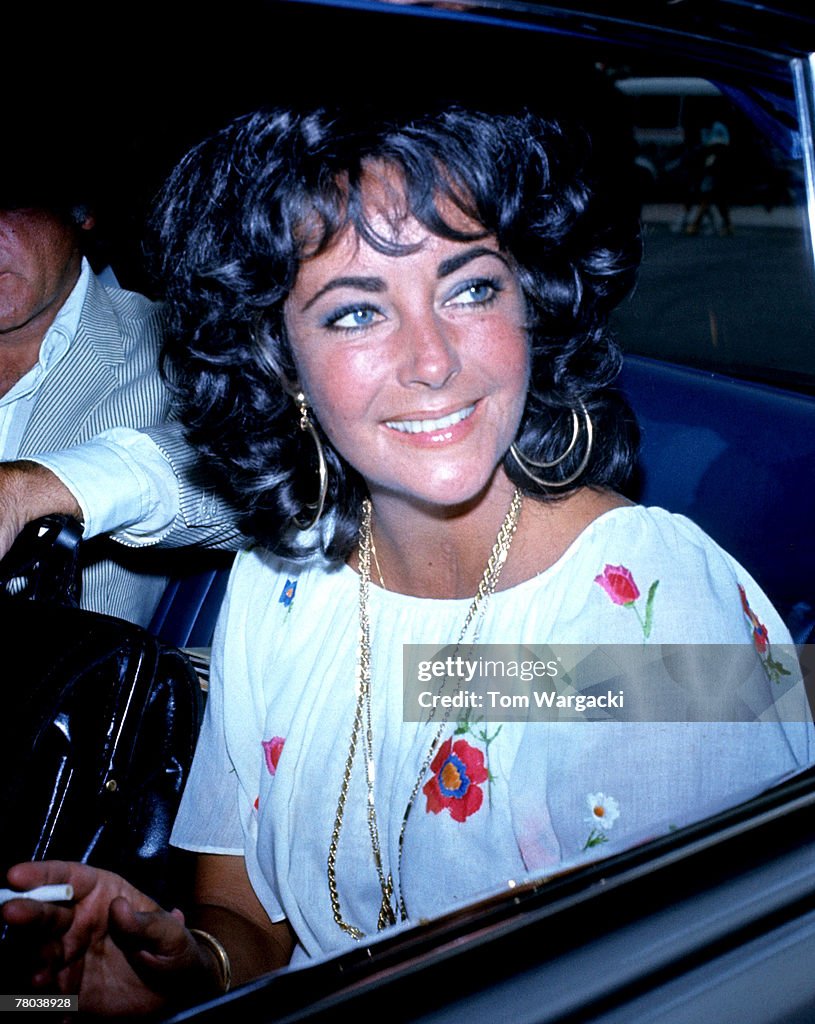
[396,313,461,389]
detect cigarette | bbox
[0,884,74,906]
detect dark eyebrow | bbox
[437,246,510,279]
[298,246,507,312]
[300,276,386,312]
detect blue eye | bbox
[325,305,382,330]
[448,278,502,306]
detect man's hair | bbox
[151,101,642,559]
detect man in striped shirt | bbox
[0,163,240,626]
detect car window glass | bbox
[610,69,815,391]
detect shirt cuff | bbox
[29,427,180,544]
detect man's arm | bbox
[0,461,82,561]
[0,424,244,563]
[138,422,243,550]
[4,278,245,559]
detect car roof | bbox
[460,0,815,53]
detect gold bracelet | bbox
[189,927,232,994]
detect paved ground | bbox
[641,202,804,231]
[612,203,815,386]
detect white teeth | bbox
[386,404,476,435]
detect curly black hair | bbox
[150,100,642,560]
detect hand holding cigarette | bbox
[0,883,74,906]
[1,862,184,1013]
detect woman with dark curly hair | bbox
[152,103,641,558]
[4,100,811,1015]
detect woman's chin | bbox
[372,467,512,515]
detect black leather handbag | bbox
[0,517,203,913]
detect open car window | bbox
[140,3,814,1018]
[612,70,815,392]
[19,1,815,1020]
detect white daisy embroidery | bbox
[584,792,620,849]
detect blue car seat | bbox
[620,354,815,644]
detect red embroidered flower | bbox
[262,736,285,775]
[738,584,769,654]
[423,737,489,822]
[594,564,640,605]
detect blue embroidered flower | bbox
[438,751,471,799]
[279,578,297,608]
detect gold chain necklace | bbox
[369,532,387,589]
[327,488,523,939]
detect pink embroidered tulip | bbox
[595,565,659,640]
[262,736,285,775]
[594,564,640,605]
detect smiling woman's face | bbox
[283,171,530,513]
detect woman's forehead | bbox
[359,160,482,231]
[295,161,485,259]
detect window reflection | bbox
[611,73,815,390]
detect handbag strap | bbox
[0,515,83,608]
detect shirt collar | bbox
[40,256,92,369]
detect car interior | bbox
[140,1,815,653]
[5,1,815,1021]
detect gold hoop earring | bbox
[292,392,328,530]
[509,403,594,489]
